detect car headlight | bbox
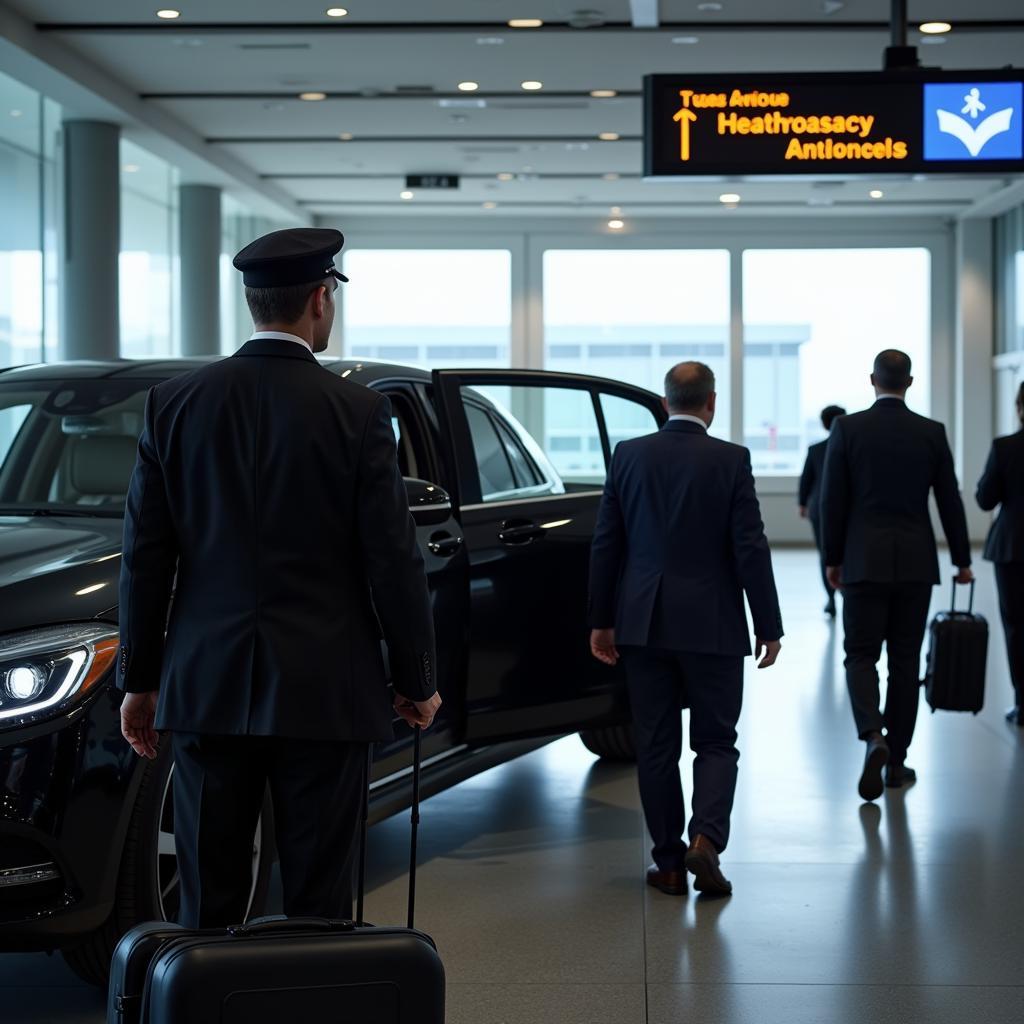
[0,624,119,729]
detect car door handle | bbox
[428,532,464,558]
[498,519,544,546]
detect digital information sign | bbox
[644,70,1024,179]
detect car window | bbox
[0,404,32,471]
[465,404,518,499]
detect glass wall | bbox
[119,140,179,359]
[742,248,931,475]
[996,204,1024,356]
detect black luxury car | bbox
[0,357,664,983]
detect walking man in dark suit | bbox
[588,362,783,897]
[799,405,846,618]
[820,350,972,802]
[117,228,441,927]
[976,382,1024,726]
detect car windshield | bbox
[0,379,160,517]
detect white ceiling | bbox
[7,0,1024,218]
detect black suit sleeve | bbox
[797,449,816,507]
[118,388,178,693]
[357,395,437,702]
[587,448,626,629]
[820,419,849,568]
[932,424,972,569]
[976,443,1002,512]
[730,449,783,642]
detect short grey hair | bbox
[664,361,715,413]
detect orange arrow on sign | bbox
[672,106,697,161]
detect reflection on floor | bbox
[3,551,1023,1023]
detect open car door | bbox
[431,369,666,743]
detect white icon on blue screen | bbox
[923,82,1022,160]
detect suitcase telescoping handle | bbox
[355,725,422,930]
[950,575,976,615]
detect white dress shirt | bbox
[668,413,708,430]
[248,330,312,353]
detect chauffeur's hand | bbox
[394,691,442,730]
[755,638,782,669]
[955,566,975,585]
[590,629,619,666]
[826,565,842,591]
[121,691,159,760]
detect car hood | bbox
[0,516,123,635]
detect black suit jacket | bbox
[820,399,971,585]
[798,439,828,521]
[588,420,783,657]
[977,430,1024,564]
[117,339,436,742]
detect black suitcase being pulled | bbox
[108,729,444,1024]
[924,578,989,714]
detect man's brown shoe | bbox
[684,835,732,896]
[646,864,688,895]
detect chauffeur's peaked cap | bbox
[232,227,349,287]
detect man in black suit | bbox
[588,362,783,897]
[799,405,846,618]
[976,382,1024,725]
[820,350,972,802]
[118,228,441,928]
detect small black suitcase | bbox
[108,728,444,1024]
[924,578,989,714]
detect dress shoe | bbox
[684,835,732,896]
[646,864,687,896]
[1006,707,1024,727]
[825,600,837,618]
[885,764,917,788]
[858,733,889,802]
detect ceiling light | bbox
[483,201,498,209]
[919,21,951,34]
[508,19,544,28]
[458,81,480,92]
[326,7,349,16]
[497,172,515,181]
[299,91,327,101]
[122,164,140,173]
[338,132,354,140]
[400,190,414,200]
[869,189,884,199]
[598,132,620,141]
[602,172,620,181]
[156,9,181,18]
[719,192,741,203]
[590,89,618,98]
[521,81,544,91]
[672,36,700,43]
[698,2,723,10]
[608,218,625,230]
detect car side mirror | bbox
[404,477,453,527]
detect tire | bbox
[579,724,636,762]
[62,747,273,987]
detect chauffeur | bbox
[117,227,441,928]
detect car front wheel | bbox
[579,724,636,762]
[61,746,272,987]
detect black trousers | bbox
[842,582,933,765]
[622,647,743,870]
[171,733,368,929]
[809,514,835,608]
[995,563,1024,705]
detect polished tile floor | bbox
[3,550,1023,1023]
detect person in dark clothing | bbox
[820,350,972,802]
[798,404,847,617]
[976,382,1024,726]
[588,361,783,897]
[118,228,441,928]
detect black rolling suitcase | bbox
[108,728,444,1024]
[923,578,989,714]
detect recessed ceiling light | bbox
[602,172,620,181]
[598,132,620,141]
[672,36,700,43]
[509,19,544,28]
[299,91,327,101]
[400,190,414,200]
[338,132,354,140]
[326,7,349,16]
[497,172,515,181]
[521,81,544,91]
[919,21,951,34]
[458,81,480,92]
[483,201,498,209]
[122,164,140,173]
[697,2,723,10]
[155,9,181,19]
[719,192,741,203]
[590,89,618,98]
[869,189,884,199]
[608,218,625,230]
